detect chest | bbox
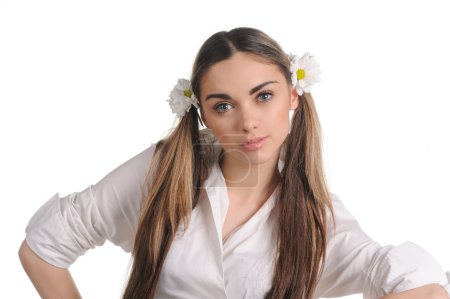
[154,194,278,299]
[222,197,267,242]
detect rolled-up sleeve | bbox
[316,194,449,298]
[25,144,155,268]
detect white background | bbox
[1,0,449,298]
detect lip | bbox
[241,136,267,150]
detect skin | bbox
[19,236,449,299]
[199,52,298,239]
[18,51,449,299]
[379,284,449,299]
[198,51,449,298]
[18,240,81,298]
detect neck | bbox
[219,151,281,200]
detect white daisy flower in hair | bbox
[289,52,321,96]
[167,78,199,118]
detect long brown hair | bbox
[123,27,334,299]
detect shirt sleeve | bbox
[24,144,156,269]
[316,193,450,299]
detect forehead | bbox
[200,52,285,96]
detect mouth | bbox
[241,136,268,150]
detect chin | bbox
[243,149,280,167]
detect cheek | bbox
[206,118,233,141]
[271,105,291,129]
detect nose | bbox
[239,105,258,132]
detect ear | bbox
[289,86,299,110]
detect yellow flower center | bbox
[296,69,306,80]
[184,89,193,98]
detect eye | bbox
[257,91,273,102]
[214,102,233,114]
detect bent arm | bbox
[380,283,449,299]
[19,240,81,299]
[317,195,450,298]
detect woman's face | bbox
[199,52,299,168]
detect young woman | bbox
[19,27,450,299]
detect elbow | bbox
[427,285,450,299]
[19,239,34,273]
[18,239,29,269]
[379,284,449,299]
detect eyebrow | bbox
[250,80,278,95]
[204,80,278,101]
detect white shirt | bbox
[25,141,450,298]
